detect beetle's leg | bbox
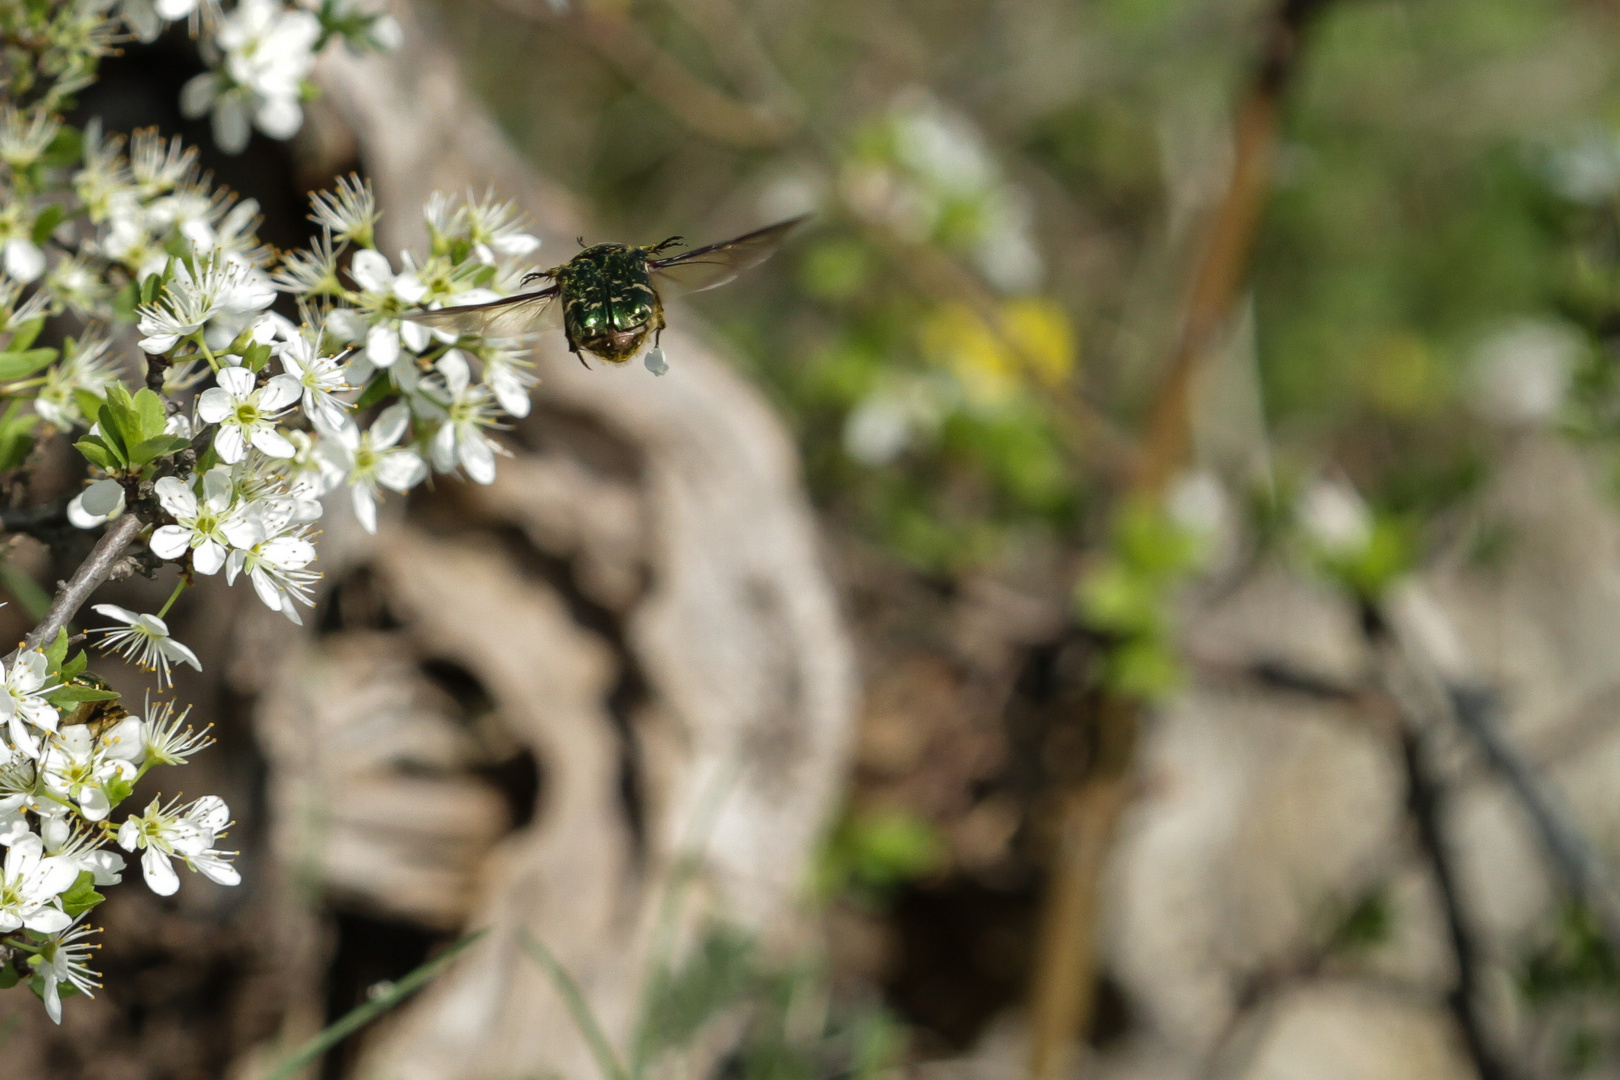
[648,235,684,255]
[520,269,554,286]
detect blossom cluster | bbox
[3,1,395,156]
[0,0,546,1024]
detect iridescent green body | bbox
[550,242,667,364]
[406,216,808,366]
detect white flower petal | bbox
[398,319,430,353]
[212,424,246,464]
[141,847,178,896]
[459,431,496,485]
[350,249,393,294]
[249,426,296,459]
[80,478,126,517]
[195,386,234,424]
[23,907,70,934]
[193,539,226,575]
[90,603,139,626]
[154,476,198,518]
[366,324,400,368]
[375,449,427,493]
[260,373,302,412]
[149,525,192,561]
[215,366,256,397]
[351,485,379,534]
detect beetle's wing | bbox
[405,286,563,337]
[647,215,808,295]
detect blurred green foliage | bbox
[1521,903,1620,1077]
[435,0,1620,588]
[1077,499,1206,699]
[815,807,945,909]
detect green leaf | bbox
[0,965,17,990]
[241,341,273,372]
[353,373,394,410]
[95,402,130,462]
[0,347,58,380]
[40,126,82,169]
[73,388,104,421]
[73,436,118,471]
[60,650,86,680]
[29,204,63,247]
[43,627,68,671]
[139,265,168,306]
[132,387,166,442]
[58,871,103,917]
[102,776,133,809]
[45,685,120,705]
[112,282,138,324]
[8,316,44,352]
[129,434,191,467]
[0,401,38,471]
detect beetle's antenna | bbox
[576,236,586,248]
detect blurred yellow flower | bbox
[919,298,1076,406]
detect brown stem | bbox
[19,512,143,654]
[1025,4,1335,1077]
[481,0,798,146]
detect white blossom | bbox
[0,835,75,934]
[40,725,138,822]
[149,467,257,573]
[347,248,429,368]
[309,174,378,247]
[181,0,321,154]
[195,365,301,462]
[279,331,353,432]
[0,652,58,760]
[66,477,125,530]
[321,402,427,533]
[117,795,239,897]
[226,512,318,623]
[427,350,503,484]
[90,605,203,691]
[35,920,102,1025]
[141,699,212,767]
[137,256,276,354]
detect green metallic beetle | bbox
[411,215,807,373]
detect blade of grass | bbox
[0,561,51,620]
[521,932,630,1080]
[262,929,487,1080]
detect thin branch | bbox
[1394,700,1514,1080]
[1387,629,1620,955]
[1026,4,1339,1077]
[480,0,798,147]
[0,499,68,539]
[19,511,142,653]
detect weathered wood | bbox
[238,4,856,1078]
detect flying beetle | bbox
[408,215,808,373]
